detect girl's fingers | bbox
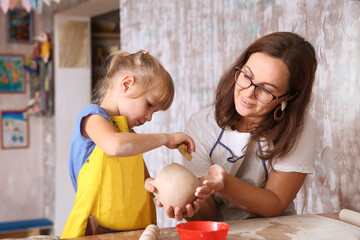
[185,204,194,218]
[174,207,184,221]
[187,137,195,153]
[163,202,199,220]
[156,199,164,207]
[144,179,155,192]
[165,206,175,218]
[192,200,200,213]
[145,184,155,193]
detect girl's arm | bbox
[82,114,195,157]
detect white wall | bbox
[54,15,91,236]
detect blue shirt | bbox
[69,104,109,192]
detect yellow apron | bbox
[61,116,156,238]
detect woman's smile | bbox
[240,96,255,108]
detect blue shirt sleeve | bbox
[68,104,109,192]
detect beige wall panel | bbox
[58,21,89,68]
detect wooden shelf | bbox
[92,32,119,38]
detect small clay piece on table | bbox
[139,224,160,240]
[177,143,192,161]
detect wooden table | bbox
[68,213,360,240]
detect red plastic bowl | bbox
[176,221,230,240]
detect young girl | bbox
[61,50,195,238]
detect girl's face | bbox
[119,90,160,129]
[102,75,161,129]
[234,52,290,126]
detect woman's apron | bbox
[61,116,156,238]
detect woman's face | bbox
[234,52,290,126]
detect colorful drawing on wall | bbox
[0,54,26,93]
[1,110,29,149]
[7,9,33,43]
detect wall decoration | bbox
[23,31,54,115]
[0,54,26,93]
[0,0,61,14]
[1,110,29,149]
[7,8,33,43]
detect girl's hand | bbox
[144,177,155,193]
[195,164,226,200]
[162,201,200,221]
[165,132,195,153]
[146,176,200,221]
[151,191,201,221]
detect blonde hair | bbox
[92,50,174,110]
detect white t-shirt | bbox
[181,106,315,221]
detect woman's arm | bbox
[188,111,314,219]
[168,171,306,220]
[218,113,314,217]
[186,165,306,220]
[219,170,306,217]
[82,114,195,157]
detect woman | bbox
[148,31,318,222]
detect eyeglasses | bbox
[234,67,288,104]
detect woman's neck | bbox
[235,116,262,132]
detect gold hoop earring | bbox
[274,105,285,121]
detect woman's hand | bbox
[195,164,226,199]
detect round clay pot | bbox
[152,163,201,211]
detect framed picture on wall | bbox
[0,54,26,93]
[7,9,34,43]
[1,110,29,149]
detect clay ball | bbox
[152,163,201,211]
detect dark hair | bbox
[92,50,174,110]
[215,32,317,165]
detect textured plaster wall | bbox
[120,0,360,227]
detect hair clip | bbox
[143,50,149,54]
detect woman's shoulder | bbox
[272,108,315,173]
[297,108,315,142]
[187,105,219,130]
